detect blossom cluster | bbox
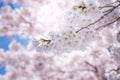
[34,0,119,54]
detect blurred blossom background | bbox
[0,1,29,75]
[0,0,120,80]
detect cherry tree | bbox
[0,0,120,80]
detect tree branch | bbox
[76,1,120,33]
[96,17,120,30]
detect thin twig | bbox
[85,61,107,80]
[96,17,120,30]
[106,67,120,74]
[99,5,116,9]
[101,0,119,6]
[85,61,98,73]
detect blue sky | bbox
[0,35,29,75]
[0,1,29,75]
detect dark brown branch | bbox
[106,67,120,74]
[84,61,107,80]
[85,61,98,73]
[100,0,120,8]
[117,31,120,43]
[99,5,116,9]
[96,17,120,30]
[76,1,120,33]
[20,15,33,27]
